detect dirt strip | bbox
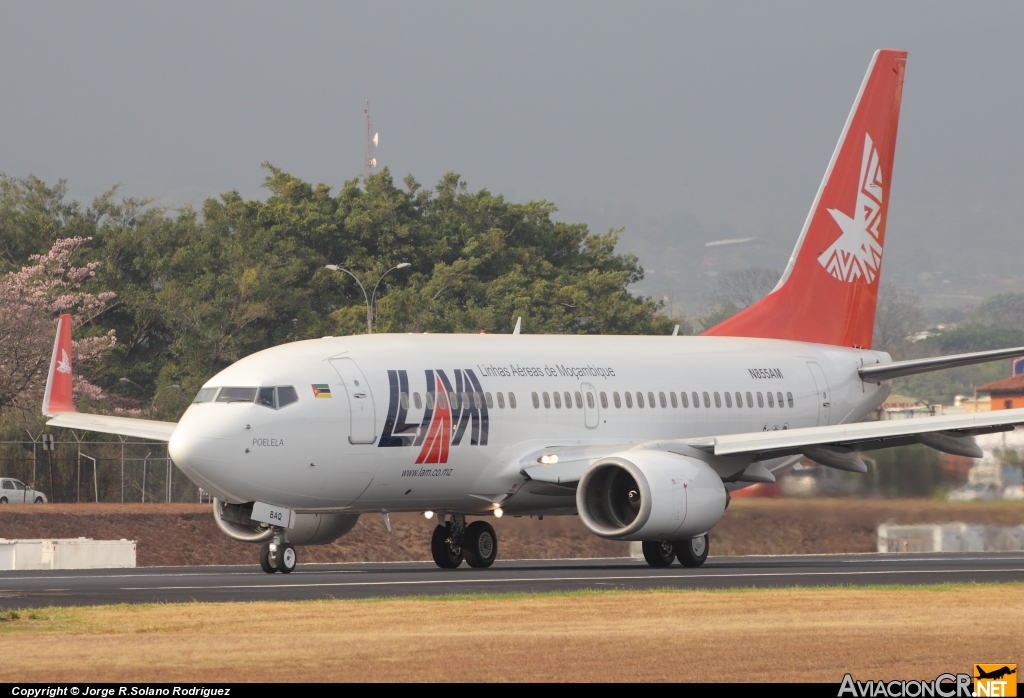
[0,584,1020,682]
[1,498,1022,566]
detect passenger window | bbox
[426,392,435,409]
[703,392,711,408]
[614,392,622,408]
[787,392,794,408]
[497,392,505,409]
[474,392,483,409]
[600,392,608,408]
[724,392,732,408]
[574,392,583,408]
[746,392,753,408]
[757,392,764,408]
[648,392,655,408]
[625,392,633,408]
[659,392,667,408]
[561,391,569,409]
[777,392,784,408]
[482,392,492,409]
[217,387,258,403]
[553,391,562,408]
[694,392,701,408]
[193,387,218,403]
[714,392,722,408]
[767,392,775,408]
[532,392,540,408]
[670,392,677,408]
[735,392,742,408]
[509,392,517,409]
[413,392,422,409]
[681,392,689,408]
[277,386,299,408]
[449,392,459,409]
[437,392,448,409]
[586,392,595,408]
[637,392,645,408]
[257,387,276,409]
[400,392,410,410]
[462,392,471,409]
[543,392,551,408]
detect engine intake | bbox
[576,451,726,541]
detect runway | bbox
[1,552,1022,609]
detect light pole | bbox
[150,384,181,411]
[325,263,411,334]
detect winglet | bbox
[42,313,76,416]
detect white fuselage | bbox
[168,334,891,515]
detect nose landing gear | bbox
[259,529,297,574]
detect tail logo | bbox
[56,349,72,374]
[818,133,885,284]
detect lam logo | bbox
[378,369,489,465]
[818,132,885,284]
[56,348,72,375]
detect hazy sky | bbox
[3,2,1023,308]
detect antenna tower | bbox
[364,99,378,179]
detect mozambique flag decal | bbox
[311,384,332,398]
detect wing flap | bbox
[46,413,176,442]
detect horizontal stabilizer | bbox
[46,407,177,442]
[860,346,1024,382]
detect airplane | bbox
[40,48,1024,574]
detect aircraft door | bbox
[329,358,377,444]
[806,361,832,426]
[581,383,599,428]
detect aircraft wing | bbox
[46,412,176,442]
[41,313,178,442]
[683,407,1024,459]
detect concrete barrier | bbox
[877,524,1024,553]
[0,538,136,570]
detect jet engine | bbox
[213,498,360,545]
[576,451,726,541]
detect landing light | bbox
[493,508,504,518]
[538,454,558,465]
[424,511,434,520]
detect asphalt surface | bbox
[1,552,1023,608]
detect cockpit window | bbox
[216,387,258,403]
[193,387,218,403]
[257,387,276,408]
[277,386,298,408]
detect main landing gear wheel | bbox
[277,543,297,574]
[34,497,44,504]
[463,521,498,568]
[259,542,277,574]
[676,534,709,567]
[641,540,676,567]
[431,523,464,569]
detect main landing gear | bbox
[431,515,498,569]
[259,529,296,574]
[641,533,710,568]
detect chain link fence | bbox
[0,439,205,504]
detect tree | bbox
[872,284,925,359]
[697,267,780,331]
[0,237,115,413]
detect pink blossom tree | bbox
[0,236,116,412]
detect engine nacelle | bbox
[213,498,360,545]
[576,451,726,541]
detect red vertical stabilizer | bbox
[42,313,76,415]
[704,50,907,348]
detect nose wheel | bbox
[259,535,297,574]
